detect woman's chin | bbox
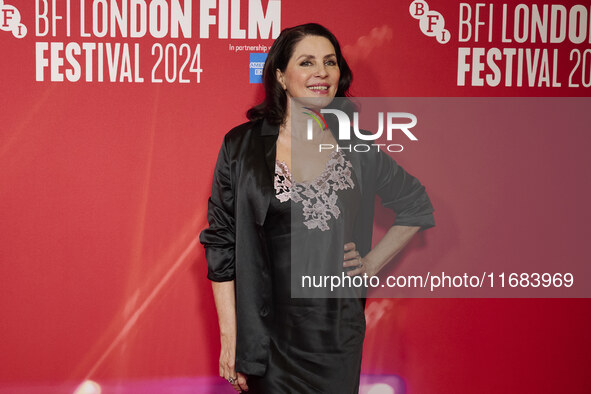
[292,96,335,110]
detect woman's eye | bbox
[300,61,312,66]
[325,60,337,66]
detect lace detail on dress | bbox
[274,151,355,231]
[275,161,293,203]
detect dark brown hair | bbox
[246,23,353,125]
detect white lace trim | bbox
[274,151,355,231]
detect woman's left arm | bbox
[343,226,420,276]
[344,150,434,276]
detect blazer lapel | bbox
[261,119,279,181]
[251,119,279,226]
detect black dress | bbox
[248,151,366,394]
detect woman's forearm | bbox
[212,281,237,337]
[363,225,420,275]
[212,280,245,389]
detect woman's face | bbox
[276,35,340,104]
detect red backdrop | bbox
[1,1,590,393]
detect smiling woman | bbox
[247,24,353,125]
[275,35,340,99]
[200,23,435,393]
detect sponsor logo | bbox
[249,53,267,83]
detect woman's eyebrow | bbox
[295,53,337,61]
[296,54,315,61]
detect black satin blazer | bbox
[199,118,434,376]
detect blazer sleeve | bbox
[199,136,236,281]
[374,150,435,230]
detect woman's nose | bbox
[315,64,329,77]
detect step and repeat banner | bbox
[1,1,589,393]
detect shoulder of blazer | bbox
[223,119,265,147]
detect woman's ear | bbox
[276,69,286,90]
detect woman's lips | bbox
[307,84,330,94]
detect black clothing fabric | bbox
[245,154,363,392]
[199,118,435,377]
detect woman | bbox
[200,23,434,393]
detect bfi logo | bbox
[409,0,449,44]
[0,1,27,38]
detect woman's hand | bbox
[343,227,421,279]
[212,281,248,392]
[219,333,249,392]
[343,242,377,277]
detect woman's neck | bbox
[281,97,327,142]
